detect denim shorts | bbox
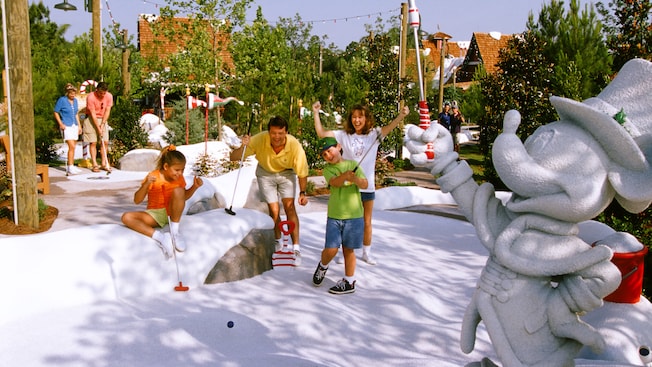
[256,166,297,203]
[361,191,375,202]
[324,217,364,250]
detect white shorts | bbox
[62,125,79,141]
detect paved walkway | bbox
[39,165,452,233]
[391,166,439,189]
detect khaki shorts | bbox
[82,118,109,143]
[256,166,297,203]
[146,208,169,228]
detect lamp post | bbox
[422,47,431,92]
[432,32,451,113]
[54,0,76,11]
[452,65,458,101]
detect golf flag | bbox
[188,95,207,110]
[208,93,244,110]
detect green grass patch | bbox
[458,144,485,183]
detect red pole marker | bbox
[418,101,435,160]
[272,220,296,268]
[408,0,435,160]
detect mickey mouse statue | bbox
[404,58,652,367]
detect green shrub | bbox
[374,157,394,187]
[108,98,149,165]
[305,180,316,195]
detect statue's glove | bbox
[404,123,453,171]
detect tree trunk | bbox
[6,0,39,229]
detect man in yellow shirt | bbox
[231,116,309,265]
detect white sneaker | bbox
[293,250,302,266]
[335,255,344,264]
[362,253,377,265]
[171,233,186,252]
[274,240,283,252]
[157,233,173,260]
[69,166,83,174]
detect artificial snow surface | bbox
[2,142,650,366]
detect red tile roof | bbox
[137,15,234,74]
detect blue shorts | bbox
[324,217,364,250]
[361,192,375,202]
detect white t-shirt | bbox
[334,127,382,193]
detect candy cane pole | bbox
[185,85,190,145]
[408,0,434,160]
[204,84,210,155]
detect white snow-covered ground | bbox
[2,141,649,366]
[1,181,497,366]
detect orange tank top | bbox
[145,170,187,212]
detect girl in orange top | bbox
[122,146,203,259]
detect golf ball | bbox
[227,321,234,328]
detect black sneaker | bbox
[312,263,328,286]
[329,278,355,294]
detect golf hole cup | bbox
[227,321,234,328]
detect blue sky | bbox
[37,0,594,48]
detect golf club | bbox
[100,133,111,175]
[168,216,189,292]
[225,104,257,215]
[353,133,383,173]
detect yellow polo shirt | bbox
[244,131,309,178]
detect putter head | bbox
[174,282,189,291]
[225,207,236,215]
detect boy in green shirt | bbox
[312,137,368,294]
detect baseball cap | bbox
[318,137,338,153]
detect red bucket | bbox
[605,246,648,303]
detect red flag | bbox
[187,95,207,110]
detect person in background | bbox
[121,146,203,259]
[450,101,465,152]
[54,83,82,176]
[313,101,409,265]
[84,81,113,172]
[312,137,368,294]
[230,116,309,266]
[438,101,451,131]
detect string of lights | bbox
[138,1,399,27]
[275,8,399,26]
[142,0,163,8]
[104,0,121,31]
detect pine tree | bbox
[528,0,612,100]
[596,0,652,70]
[478,0,612,188]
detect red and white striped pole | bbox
[185,85,190,145]
[408,0,434,160]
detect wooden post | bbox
[6,0,39,229]
[121,29,130,97]
[93,0,102,67]
[397,2,408,160]
[399,2,408,115]
[438,39,446,114]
